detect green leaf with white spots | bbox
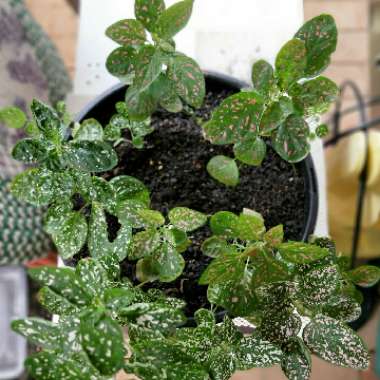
[272,114,310,163]
[236,211,266,241]
[0,106,27,129]
[168,53,205,108]
[295,14,338,77]
[208,346,236,380]
[347,265,380,288]
[12,138,48,163]
[203,92,264,145]
[153,242,185,282]
[162,227,190,253]
[73,118,104,141]
[303,315,370,370]
[89,203,132,261]
[290,77,339,116]
[139,209,166,228]
[259,97,294,136]
[12,318,61,350]
[31,99,63,143]
[275,39,307,89]
[28,267,90,306]
[80,313,125,376]
[115,199,148,228]
[264,224,284,247]
[281,337,312,380]
[207,155,239,187]
[199,252,246,285]
[236,333,283,370]
[251,60,275,97]
[91,176,115,207]
[259,311,302,345]
[38,287,78,316]
[135,0,166,32]
[130,228,161,260]
[110,175,150,207]
[207,269,257,316]
[11,168,55,206]
[210,211,239,237]
[168,207,207,232]
[278,241,329,264]
[322,295,362,323]
[136,256,159,282]
[65,140,118,173]
[49,211,88,259]
[76,258,110,299]
[201,236,229,258]
[300,264,340,307]
[155,0,194,40]
[106,46,137,82]
[233,135,267,166]
[120,302,186,331]
[106,19,146,46]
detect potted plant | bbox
[1,0,380,379]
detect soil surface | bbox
[103,90,307,318]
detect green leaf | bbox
[207,269,257,316]
[199,252,246,285]
[156,0,194,40]
[12,318,60,350]
[139,209,166,227]
[153,242,185,282]
[49,211,88,259]
[88,203,132,261]
[347,265,380,288]
[106,19,146,46]
[303,315,370,370]
[106,46,137,82]
[73,118,104,141]
[260,97,294,136]
[281,337,312,380]
[162,227,190,253]
[135,0,166,32]
[110,175,150,207]
[290,77,339,116]
[272,114,310,163]
[168,207,207,232]
[275,39,307,89]
[11,168,55,206]
[11,138,48,163]
[233,135,267,166]
[65,140,118,173]
[28,266,90,306]
[0,106,26,128]
[201,236,229,258]
[31,99,63,143]
[130,228,161,260]
[203,92,264,145]
[207,155,239,187]
[136,256,159,282]
[322,295,362,323]
[115,199,148,228]
[295,14,338,77]
[208,346,236,380]
[251,60,275,97]
[300,264,340,307]
[120,302,186,331]
[168,53,205,108]
[76,258,110,299]
[278,241,329,264]
[91,176,114,207]
[264,224,284,247]
[210,211,239,237]
[80,313,125,376]
[38,287,78,316]
[125,82,160,120]
[236,333,283,370]
[236,211,266,241]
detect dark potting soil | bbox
[102,90,307,318]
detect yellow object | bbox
[326,130,380,258]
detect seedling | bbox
[203,15,339,186]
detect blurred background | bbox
[2,0,380,379]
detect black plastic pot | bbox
[76,72,319,242]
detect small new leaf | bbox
[0,106,26,129]
[207,155,239,187]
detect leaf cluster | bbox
[204,15,339,186]
[106,0,205,122]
